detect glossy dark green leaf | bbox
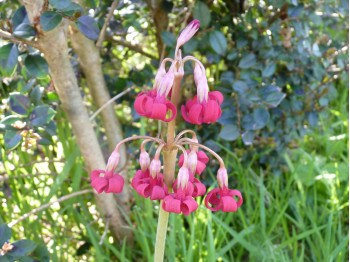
[9,94,30,115]
[30,105,56,127]
[49,0,72,10]
[58,2,83,17]
[0,224,12,246]
[30,86,42,104]
[253,107,270,130]
[220,71,234,85]
[232,80,249,93]
[0,44,18,73]
[193,2,211,28]
[12,6,28,29]
[259,85,286,107]
[227,50,238,60]
[40,11,63,31]
[242,130,255,146]
[262,62,276,77]
[76,15,99,40]
[238,53,256,69]
[209,31,227,55]
[24,55,49,77]
[9,240,37,257]
[219,124,240,141]
[4,130,22,151]
[13,23,36,38]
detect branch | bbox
[0,29,40,49]
[96,0,119,48]
[8,189,93,227]
[110,37,158,60]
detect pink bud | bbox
[217,167,228,189]
[176,20,200,48]
[177,166,189,189]
[154,64,167,90]
[150,159,161,178]
[188,150,198,174]
[106,151,120,172]
[158,69,175,97]
[194,63,208,103]
[139,151,150,172]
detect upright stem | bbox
[154,71,183,262]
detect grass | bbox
[0,87,348,261]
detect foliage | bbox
[0,0,348,261]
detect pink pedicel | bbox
[181,91,224,125]
[134,89,177,122]
[178,150,209,175]
[131,169,168,200]
[176,20,200,49]
[90,170,124,194]
[204,187,243,212]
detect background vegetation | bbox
[0,0,348,261]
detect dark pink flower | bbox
[131,169,168,200]
[181,91,223,125]
[134,90,177,122]
[178,150,209,175]
[173,173,206,198]
[90,170,124,194]
[204,187,243,212]
[162,187,198,215]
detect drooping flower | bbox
[173,172,206,198]
[132,169,168,200]
[181,91,223,124]
[90,170,124,194]
[178,149,209,175]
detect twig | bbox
[96,0,119,48]
[8,189,93,227]
[89,86,135,121]
[110,37,157,60]
[99,216,111,245]
[0,29,40,49]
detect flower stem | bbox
[154,69,183,262]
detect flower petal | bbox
[162,195,181,214]
[229,189,243,208]
[136,183,152,198]
[192,178,206,197]
[204,188,221,211]
[164,101,177,122]
[220,196,238,212]
[208,91,224,105]
[105,174,124,193]
[187,103,203,124]
[150,185,167,200]
[181,196,198,215]
[150,102,167,121]
[91,176,108,194]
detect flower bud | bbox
[139,151,150,172]
[177,166,189,189]
[194,63,208,103]
[150,159,161,178]
[158,70,175,97]
[176,20,200,48]
[106,151,120,172]
[154,64,166,90]
[217,167,228,189]
[188,150,198,174]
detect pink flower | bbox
[173,173,206,198]
[205,187,243,212]
[181,91,223,124]
[178,150,209,175]
[90,170,124,194]
[162,187,198,215]
[134,90,177,122]
[176,20,200,49]
[131,169,168,200]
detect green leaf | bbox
[253,107,270,130]
[4,130,22,150]
[161,31,176,46]
[9,240,37,257]
[0,44,18,73]
[0,224,12,246]
[13,23,36,38]
[30,105,56,127]
[242,130,254,145]
[262,62,276,77]
[209,31,227,55]
[238,53,256,69]
[259,85,286,107]
[30,86,42,104]
[49,0,72,10]
[12,6,28,29]
[219,124,240,141]
[193,2,211,28]
[232,80,249,93]
[24,55,48,78]
[40,11,63,31]
[58,2,83,17]
[9,93,30,115]
[76,15,99,40]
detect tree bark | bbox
[20,0,131,241]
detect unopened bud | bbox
[150,159,161,178]
[139,151,150,172]
[176,20,200,48]
[158,70,175,97]
[217,167,228,189]
[106,151,120,172]
[154,64,167,90]
[188,150,198,174]
[194,63,208,103]
[177,166,189,189]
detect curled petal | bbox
[229,189,243,208]
[105,174,124,193]
[196,161,207,175]
[150,102,168,121]
[220,196,238,212]
[197,151,209,164]
[162,195,181,214]
[165,101,177,122]
[208,91,224,104]
[150,185,167,200]
[90,170,105,180]
[192,178,206,197]
[131,170,150,190]
[204,188,221,211]
[91,176,108,194]
[181,196,198,215]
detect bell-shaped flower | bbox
[181,91,223,125]
[90,169,124,194]
[204,187,243,212]
[178,149,209,175]
[176,20,200,49]
[134,89,177,122]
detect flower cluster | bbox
[90,20,243,216]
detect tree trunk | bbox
[20,0,131,241]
